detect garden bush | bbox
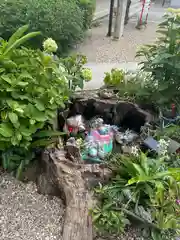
[136,8,180,106]
[77,0,96,29]
[102,9,180,109]
[0,25,92,178]
[0,0,85,54]
[91,151,180,239]
[0,25,69,177]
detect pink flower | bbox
[176,200,180,205]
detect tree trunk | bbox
[61,174,92,240]
[37,146,111,240]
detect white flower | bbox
[157,139,170,156]
[131,146,139,156]
[43,38,58,53]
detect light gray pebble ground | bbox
[0,171,143,240]
[95,227,145,240]
[0,172,64,240]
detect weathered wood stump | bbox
[36,145,111,240]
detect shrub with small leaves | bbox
[104,68,125,87]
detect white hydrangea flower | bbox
[43,38,58,53]
[81,68,92,82]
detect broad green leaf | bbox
[1,75,12,84]
[128,177,140,185]
[92,213,101,222]
[7,25,29,48]
[6,99,19,109]
[11,135,19,146]
[18,72,33,80]
[0,59,17,69]
[132,163,146,177]
[35,101,45,111]
[151,230,162,240]
[2,152,9,170]
[16,133,22,141]
[30,119,36,125]
[140,152,149,175]
[17,81,29,87]
[4,31,41,55]
[33,130,65,138]
[8,112,18,125]
[30,138,55,148]
[0,123,13,137]
[16,160,24,180]
[19,127,33,137]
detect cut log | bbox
[37,147,111,240]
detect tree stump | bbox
[37,147,111,240]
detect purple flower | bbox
[176,200,180,205]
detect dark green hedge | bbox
[78,0,96,29]
[0,0,95,54]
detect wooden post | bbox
[113,0,128,39]
[107,0,115,37]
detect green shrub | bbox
[77,0,96,29]
[92,152,180,239]
[62,54,92,90]
[0,26,68,175]
[136,9,180,106]
[0,0,85,54]
[103,68,125,86]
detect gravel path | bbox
[0,172,64,240]
[75,19,158,63]
[75,4,166,64]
